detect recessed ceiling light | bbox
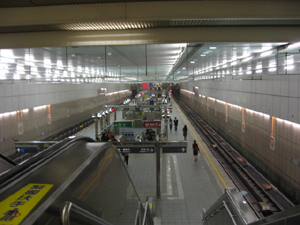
[209,47,217,49]
[190,61,195,64]
[201,54,206,56]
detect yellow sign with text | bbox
[0,183,53,225]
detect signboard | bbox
[113,121,132,128]
[117,145,155,153]
[142,83,149,89]
[0,183,53,225]
[119,128,157,141]
[18,123,23,135]
[150,107,160,111]
[162,146,187,153]
[144,121,161,128]
[15,145,39,153]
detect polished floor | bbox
[77,98,236,225]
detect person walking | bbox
[124,153,129,165]
[192,140,200,161]
[169,117,173,130]
[183,125,188,140]
[174,117,178,130]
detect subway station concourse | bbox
[0,1,300,225]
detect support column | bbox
[156,142,161,200]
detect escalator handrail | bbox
[61,201,113,225]
[0,136,95,190]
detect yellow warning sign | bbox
[0,183,53,225]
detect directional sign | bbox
[113,121,133,128]
[144,121,161,128]
[117,145,155,153]
[15,145,39,153]
[162,147,187,153]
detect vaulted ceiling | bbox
[0,0,299,83]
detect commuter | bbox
[124,153,129,165]
[109,135,117,142]
[105,115,109,126]
[101,130,110,142]
[169,117,173,130]
[150,130,156,140]
[183,125,188,141]
[160,133,168,141]
[174,117,179,130]
[192,140,200,161]
[100,130,107,141]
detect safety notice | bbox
[0,183,53,225]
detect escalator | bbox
[0,136,151,225]
[203,186,300,225]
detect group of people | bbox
[168,117,179,130]
[100,130,117,142]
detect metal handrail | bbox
[61,201,113,225]
[223,201,238,225]
[142,201,149,225]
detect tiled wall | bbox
[0,83,129,113]
[180,87,300,205]
[0,83,131,156]
[182,74,300,124]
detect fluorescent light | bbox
[209,46,217,49]
[33,105,47,110]
[190,61,195,64]
[287,42,300,49]
[268,68,277,72]
[242,56,252,62]
[260,50,273,57]
[256,69,262,73]
[285,65,294,70]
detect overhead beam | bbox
[0,27,299,49]
[0,1,300,27]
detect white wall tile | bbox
[260,94,267,114]
[0,97,5,113]
[273,77,281,95]
[255,94,261,111]
[280,97,289,119]
[24,96,32,108]
[29,84,36,94]
[289,76,299,97]
[18,96,25,110]
[5,97,13,112]
[4,84,12,97]
[261,80,267,94]
[12,96,19,111]
[289,98,298,123]
[17,84,24,96]
[266,77,274,95]
[23,84,30,95]
[255,81,262,94]
[266,95,273,115]
[272,96,281,118]
[250,81,256,93]
[280,76,289,97]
